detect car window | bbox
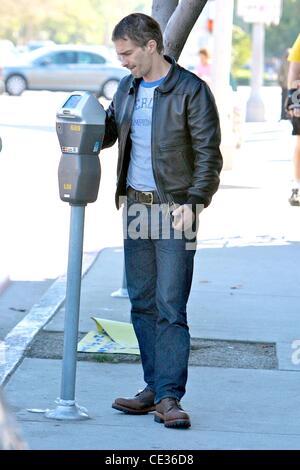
[77,52,106,65]
[32,53,52,65]
[47,51,77,65]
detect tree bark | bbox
[162,0,208,60]
[151,0,179,33]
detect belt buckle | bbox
[141,191,154,205]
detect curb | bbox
[0,251,101,386]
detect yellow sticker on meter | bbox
[70,124,81,132]
[64,183,72,190]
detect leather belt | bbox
[127,186,160,205]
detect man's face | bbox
[114,37,153,79]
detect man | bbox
[103,13,222,429]
[286,34,300,206]
[196,47,212,86]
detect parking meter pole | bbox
[122,265,127,290]
[60,205,85,401]
[45,205,88,420]
[41,91,106,421]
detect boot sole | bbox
[112,403,156,415]
[154,413,191,428]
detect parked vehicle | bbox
[0,74,4,95]
[3,44,129,100]
[0,39,19,93]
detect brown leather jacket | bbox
[103,56,223,209]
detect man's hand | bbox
[171,204,195,231]
[293,107,300,118]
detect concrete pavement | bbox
[2,120,300,450]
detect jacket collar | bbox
[128,55,181,94]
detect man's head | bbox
[112,13,164,78]
[199,48,210,65]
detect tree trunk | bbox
[151,0,179,33]
[161,0,208,60]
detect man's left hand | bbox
[172,204,195,231]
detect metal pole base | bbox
[111,288,129,298]
[246,94,265,122]
[44,398,90,421]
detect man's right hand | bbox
[293,107,300,118]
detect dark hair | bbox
[199,48,210,59]
[112,13,164,54]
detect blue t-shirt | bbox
[127,77,165,191]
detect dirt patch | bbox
[25,331,278,370]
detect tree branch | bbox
[163,0,208,60]
[151,0,179,33]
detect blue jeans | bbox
[123,200,196,404]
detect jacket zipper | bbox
[151,90,168,204]
[117,91,135,188]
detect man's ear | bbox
[147,39,157,54]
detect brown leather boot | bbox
[154,397,191,428]
[112,388,155,415]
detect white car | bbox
[3,44,129,100]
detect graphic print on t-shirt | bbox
[127,77,165,191]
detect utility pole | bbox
[246,22,265,122]
[211,0,235,170]
[237,0,283,122]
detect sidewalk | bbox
[3,121,300,450]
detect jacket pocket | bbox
[156,148,192,192]
[159,140,189,150]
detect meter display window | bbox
[63,95,82,109]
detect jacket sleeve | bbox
[102,99,118,149]
[186,81,223,208]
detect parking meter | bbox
[56,92,106,205]
[44,92,106,421]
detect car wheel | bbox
[5,75,27,96]
[101,79,120,100]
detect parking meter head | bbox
[56,92,106,205]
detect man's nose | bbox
[119,56,128,67]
